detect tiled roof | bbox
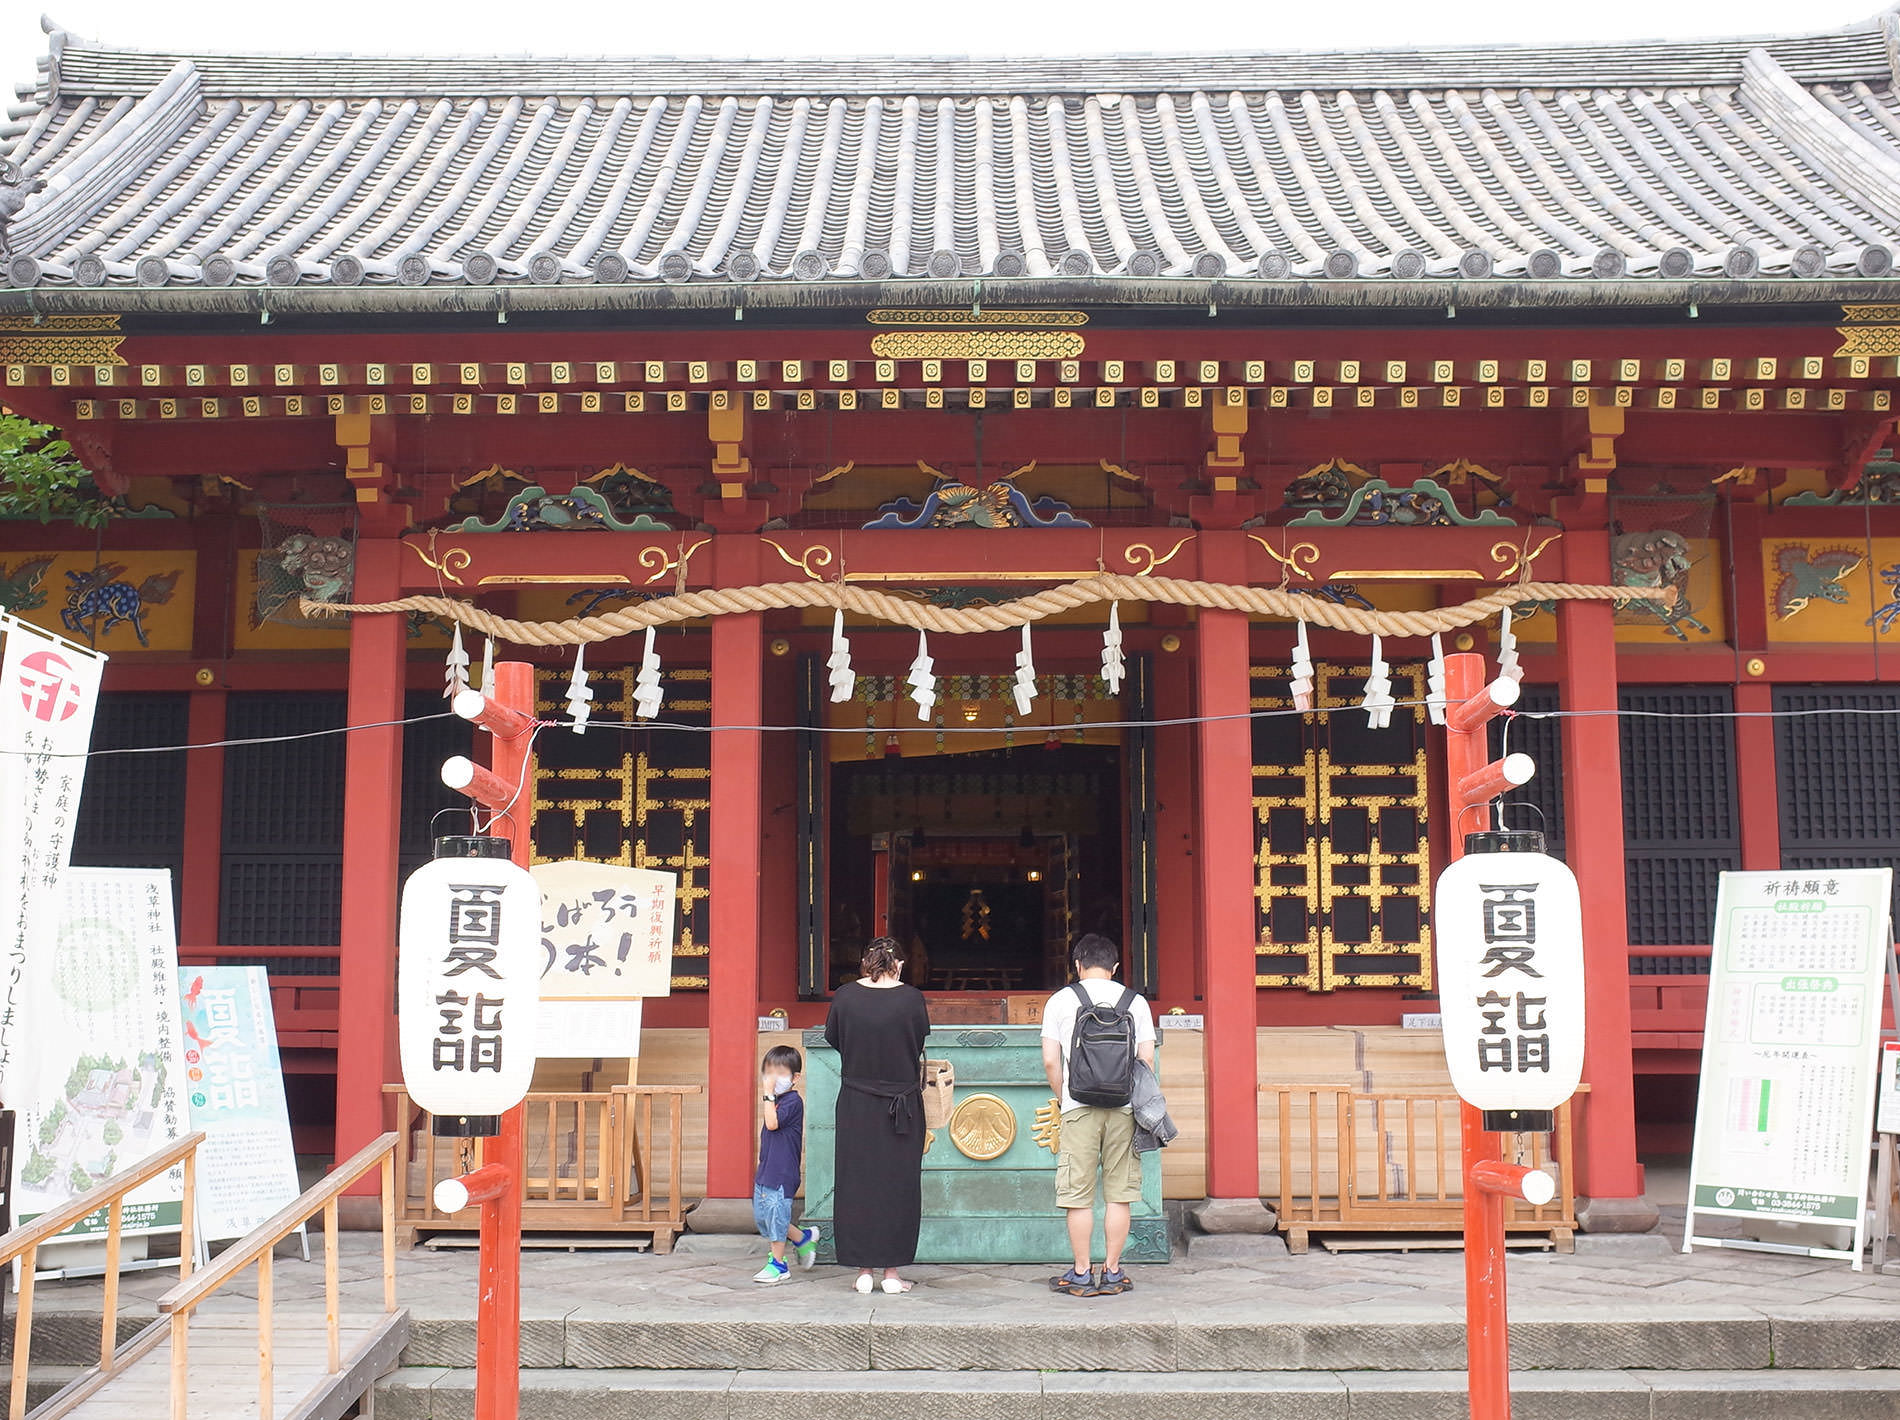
[7,15,1900,298]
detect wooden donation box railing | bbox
[1261,1086,1585,1254]
[385,1084,699,1251]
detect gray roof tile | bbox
[6,16,1900,293]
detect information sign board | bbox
[530,861,675,1058]
[1877,1041,1900,1138]
[178,967,303,1242]
[1684,868,1894,1268]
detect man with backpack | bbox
[1040,933,1156,1297]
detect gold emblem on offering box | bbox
[1032,1098,1062,1154]
[948,1093,1018,1161]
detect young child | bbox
[753,1044,820,1284]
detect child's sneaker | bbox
[752,1257,790,1285]
[794,1226,821,1269]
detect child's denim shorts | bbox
[752,1184,791,1240]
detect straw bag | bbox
[920,1058,955,1130]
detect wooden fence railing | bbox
[0,1132,204,1420]
[153,1131,401,1420]
[385,1084,699,1251]
[1260,1085,1585,1254]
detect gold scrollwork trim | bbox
[868,309,1088,328]
[1123,534,1196,576]
[1491,532,1562,582]
[1841,305,1900,324]
[869,331,1086,361]
[762,537,836,582]
[1100,459,1141,484]
[1835,325,1900,356]
[639,537,711,586]
[0,314,122,332]
[1247,536,1320,581]
[407,540,470,586]
[477,574,632,587]
[0,333,126,366]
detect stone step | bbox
[0,1307,152,1362]
[396,1305,1900,1373]
[373,1365,1900,1419]
[0,1364,88,1414]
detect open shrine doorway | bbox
[823,744,1127,998]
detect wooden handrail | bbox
[0,1132,204,1420]
[157,1131,397,1316]
[0,1132,204,1265]
[155,1131,399,1420]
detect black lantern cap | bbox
[433,834,513,860]
[1463,829,1544,856]
[1481,1107,1555,1135]
[432,1113,501,1138]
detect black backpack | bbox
[1066,982,1139,1107]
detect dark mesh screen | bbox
[1775,686,1900,922]
[220,693,345,954]
[1619,687,1738,948]
[71,693,189,925]
[1487,686,1564,855]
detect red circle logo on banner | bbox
[18,649,83,723]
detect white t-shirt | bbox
[1041,978,1156,1113]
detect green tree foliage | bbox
[21,1151,54,1187]
[101,1119,123,1146]
[0,414,112,528]
[68,1162,93,1193]
[38,1099,68,1146]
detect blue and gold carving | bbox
[864,461,1088,530]
[453,484,674,533]
[1288,476,1512,528]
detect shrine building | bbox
[7,12,1900,1237]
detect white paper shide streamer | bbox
[564,642,593,734]
[1497,608,1523,683]
[1012,624,1037,715]
[1100,603,1125,695]
[827,611,856,704]
[633,627,664,720]
[1289,621,1314,713]
[907,631,937,721]
[444,623,470,700]
[479,636,495,699]
[1426,632,1448,726]
[1361,635,1395,729]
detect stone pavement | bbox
[14,1223,1900,1417]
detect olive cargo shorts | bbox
[1055,1105,1141,1209]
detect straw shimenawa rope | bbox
[302,575,1663,646]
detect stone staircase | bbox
[371,1295,1900,1418]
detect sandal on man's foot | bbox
[1048,1268,1096,1296]
[1093,1268,1132,1295]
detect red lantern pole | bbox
[446,665,538,1420]
[1441,651,1518,1420]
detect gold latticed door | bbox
[1249,663,1432,991]
[532,666,712,990]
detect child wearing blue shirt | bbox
[753,1044,820,1284]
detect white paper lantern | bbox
[398,839,543,1128]
[1433,831,1585,1123]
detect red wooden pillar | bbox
[707,607,765,1200]
[1557,531,1649,1220]
[1195,595,1261,1201]
[1153,612,1200,1004]
[335,537,406,1167]
[178,689,226,951]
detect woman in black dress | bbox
[824,937,931,1293]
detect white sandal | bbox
[880,1277,913,1294]
[854,1273,875,1294]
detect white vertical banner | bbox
[0,615,107,1106]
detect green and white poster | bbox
[1684,867,1894,1269]
[11,868,189,1239]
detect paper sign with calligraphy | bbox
[531,861,677,1000]
[11,869,188,1239]
[0,616,106,1108]
[1684,868,1894,1269]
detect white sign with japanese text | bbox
[11,869,188,1239]
[179,967,302,1242]
[398,854,542,1119]
[1685,868,1894,1267]
[0,616,106,1107]
[530,861,675,1058]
